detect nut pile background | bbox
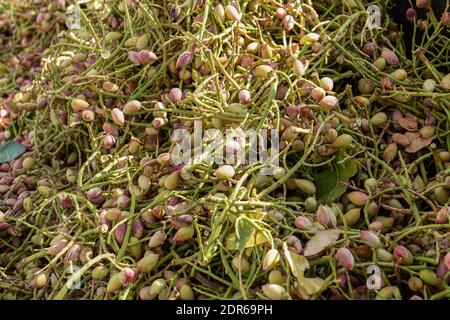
[0,0,449,300]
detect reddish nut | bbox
[335,247,355,271]
[347,191,368,206]
[393,245,414,265]
[360,230,381,248]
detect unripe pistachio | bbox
[294,216,313,230]
[92,265,109,280]
[331,134,353,149]
[360,230,381,248]
[268,270,285,285]
[370,112,388,126]
[232,255,250,273]
[344,208,361,227]
[335,247,355,271]
[295,179,316,195]
[293,59,306,77]
[319,96,339,111]
[382,47,399,65]
[123,100,141,115]
[300,33,319,45]
[408,276,423,291]
[179,284,195,300]
[176,50,193,69]
[262,284,288,300]
[225,5,240,21]
[111,108,125,127]
[215,165,235,179]
[253,65,273,79]
[137,253,159,273]
[319,77,334,91]
[419,269,441,286]
[71,98,89,112]
[238,89,251,104]
[393,245,414,265]
[262,249,280,271]
[169,88,182,102]
[347,191,368,206]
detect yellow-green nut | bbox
[137,252,159,273]
[128,236,143,260]
[253,65,273,79]
[173,225,195,243]
[419,269,441,287]
[150,278,166,296]
[295,179,316,195]
[105,208,121,222]
[376,248,393,262]
[102,81,119,93]
[179,284,195,300]
[214,4,225,22]
[293,59,306,77]
[22,157,34,170]
[138,175,151,191]
[106,272,124,293]
[124,37,136,48]
[407,276,423,292]
[273,167,286,180]
[372,57,386,72]
[331,134,353,149]
[344,208,361,227]
[164,171,181,190]
[92,265,109,280]
[38,185,52,197]
[225,5,240,22]
[370,112,388,126]
[434,187,449,205]
[136,34,149,50]
[268,270,285,285]
[23,197,33,212]
[300,33,320,45]
[440,73,450,90]
[382,143,398,162]
[262,249,280,271]
[262,283,288,300]
[391,69,408,81]
[232,255,250,273]
[105,31,122,43]
[30,273,47,289]
[71,98,89,112]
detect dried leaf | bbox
[304,230,340,257]
[397,116,418,131]
[405,136,434,153]
[283,243,309,278]
[298,277,325,295]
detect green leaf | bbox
[315,166,344,204]
[0,141,26,163]
[236,218,255,251]
[315,151,358,204]
[336,151,358,181]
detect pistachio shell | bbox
[253,65,273,79]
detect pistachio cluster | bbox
[0,0,449,300]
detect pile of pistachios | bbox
[0,0,449,300]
